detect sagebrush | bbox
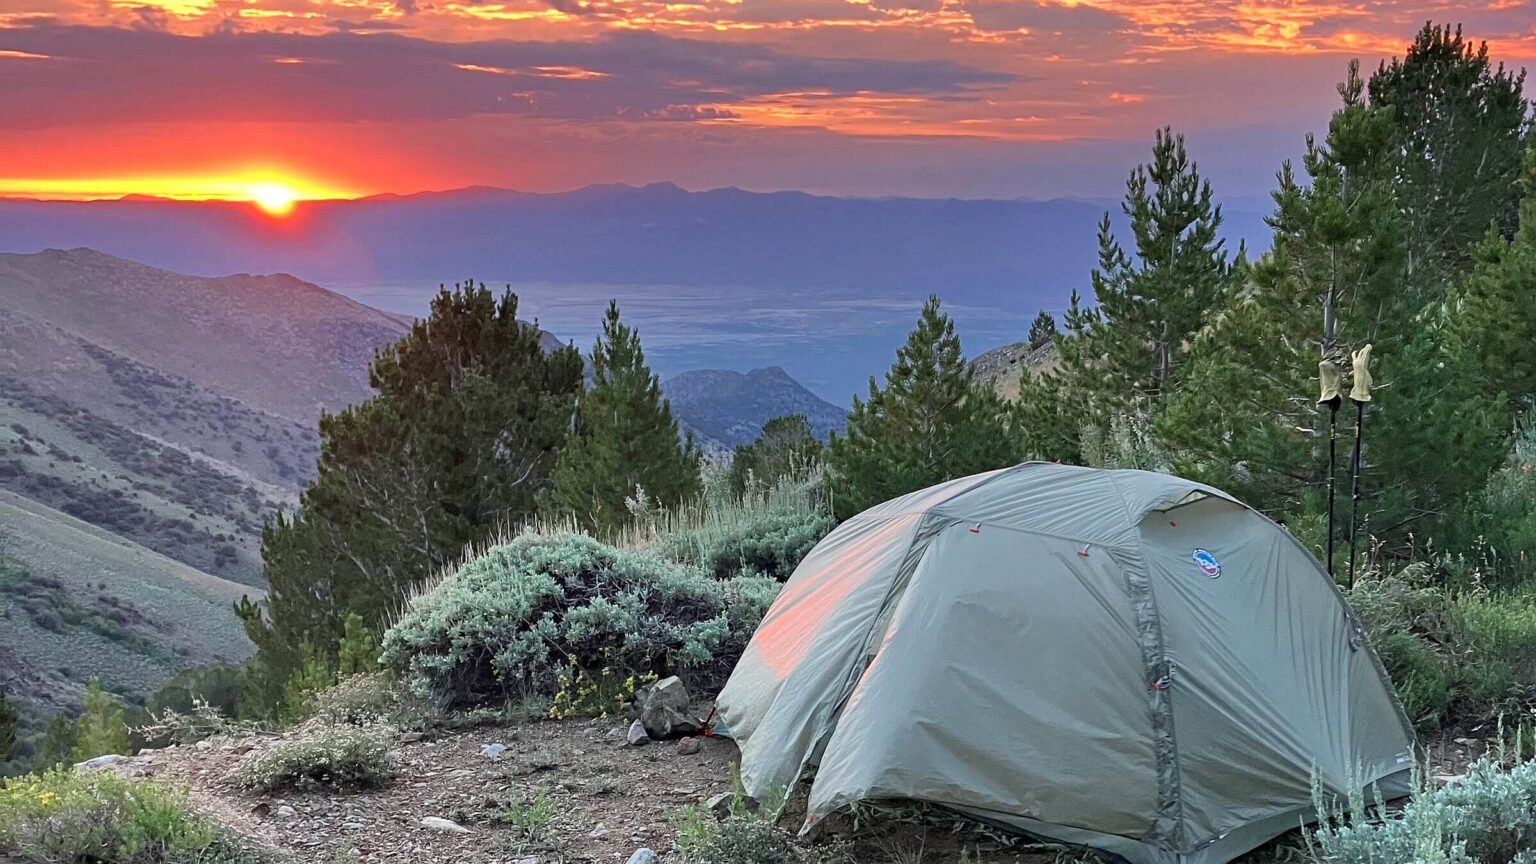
[230,723,395,793]
[380,530,779,708]
[1308,756,1536,864]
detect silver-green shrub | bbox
[1309,757,1536,864]
[379,530,780,706]
[231,724,395,793]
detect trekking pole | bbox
[1318,359,1343,581]
[1345,345,1373,590]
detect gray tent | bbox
[716,463,1416,864]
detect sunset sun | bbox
[249,182,298,217]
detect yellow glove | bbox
[1318,359,1342,405]
[1350,344,1373,403]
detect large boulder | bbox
[634,676,700,738]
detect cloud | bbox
[0,23,1016,129]
[962,0,1133,34]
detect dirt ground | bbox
[120,714,1494,864]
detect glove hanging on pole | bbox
[1346,344,1373,589]
[1319,358,1342,580]
[1318,359,1343,407]
[1349,344,1373,404]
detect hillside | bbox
[662,367,846,449]
[972,339,1059,400]
[0,249,416,583]
[0,248,410,425]
[0,489,257,731]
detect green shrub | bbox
[1451,592,1536,712]
[1307,756,1536,864]
[1348,566,1455,729]
[230,724,395,793]
[380,530,779,708]
[0,768,267,863]
[1350,564,1536,728]
[672,810,802,864]
[1477,412,1536,582]
[649,469,831,581]
[308,673,437,730]
[494,782,556,844]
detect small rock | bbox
[588,823,608,839]
[276,805,298,819]
[626,719,651,746]
[1433,773,1465,785]
[706,793,734,817]
[635,676,700,738]
[480,743,508,761]
[606,727,627,739]
[73,754,129,772]
[515,857,541,864]
[420,816,473,834]
[626,849,659,864]
[675,737,701,756]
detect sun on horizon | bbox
[248,182,299,217]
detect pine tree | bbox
[1024,129,1232,461]
[728,414,823,494]
[31,715,77,770]
[71,678,129,761]
[242,283,583,694]
[1454,141,1536,412]
[0,685,17,765]
[336,611,382,678]
[544,302,700,533]
[1369,23,1529,296]
[827,295,1020,519]
[1159,62,1402,513]
[1026,310,1057,349]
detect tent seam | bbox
[1109,473,1188,853]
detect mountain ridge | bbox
[663,366,846,449]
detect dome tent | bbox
[716,463,1416,864]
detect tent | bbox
[716,463,1416,864]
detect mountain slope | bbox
[663,366,845,449]
[0,249,420,584]
[0,248,410,425]
[0,489,257,728]
[971,339,1059,401]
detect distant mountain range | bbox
[663,367,845,449]
[0,184,1270,402]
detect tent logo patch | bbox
[1192,548,1221,579]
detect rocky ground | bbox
[95,713,1489,864]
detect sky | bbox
[1,0,1533,203]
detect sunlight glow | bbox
[0,174,354,213]
[249,182,298,216]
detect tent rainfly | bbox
[716,463,1416,864]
